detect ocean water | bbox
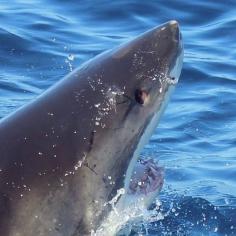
[0,0,236,235]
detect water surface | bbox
[0,1,236,235]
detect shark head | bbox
[77,20,183,234]
[0,21,183,236]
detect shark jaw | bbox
[93,84,175,236]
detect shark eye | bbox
[135,89,149,105]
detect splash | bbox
[65,54,75,72]
[94,195,166,236]
[93,159,165,236]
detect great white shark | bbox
[0,21,183,235]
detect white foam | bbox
[94,193,165,236]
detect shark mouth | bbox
[122,87,173,207]
[94,159,164,236]
[128,159,164,196]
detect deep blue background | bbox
[0,1,236,235]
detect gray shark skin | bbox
[0,21,183,236]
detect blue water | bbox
[0,1,236,235]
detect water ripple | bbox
[0,0,236,234]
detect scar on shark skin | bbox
[82,130,98,175]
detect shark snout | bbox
[163,20,183,83]
[165,20,182,46]
[169,20,181,42]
